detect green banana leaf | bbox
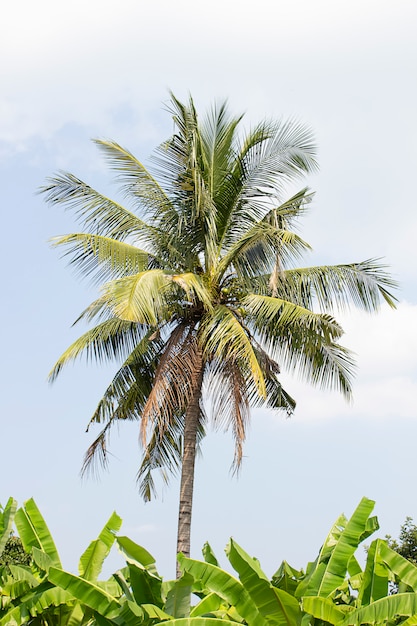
[79,511,122,581]
[357,539,389,607]
[0,584,75,626]
[360,515,380,543]
[226,539,300,626]
[190,593,223,617]
[297,497,375,598]
[48,567,120,617]
[178,554,265,626]
[31,546,53,573]
[346,555,362,578]
[272,562,305,596]
[153,619,239,626]
[0,498,17,554]
[112,570,134,602]
[378,541,417,591]
[8,565,39,588]
[202,543,219,567]
[340,592,417,626]
[15,499,61,568]
[127,562,163,607]
[116,536,158,576]
[165,573,194,618]
[115,598,172,626]
[302,596,348,625]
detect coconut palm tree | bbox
[43,94,397,575]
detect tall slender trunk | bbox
[176,349,204,578]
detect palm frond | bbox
[245,294,355,398]
[48,318,150,382]
[80,333,162,476]
[153,94,219,271]
[217,222,311,282]
[102,269,173,324]
[172,272,213,311]
[245,293,345,343]
[50,233,156,285]
[137,412,206,502]
[140,324,200,446]
[280,260,399,312]
[206,357,249,471]
[201,306,266,398]
[40,171,150,241]
[94,139,173,219]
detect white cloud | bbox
[3,0,416,145]
[272,301,417,422]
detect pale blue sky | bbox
[2,0,417,579]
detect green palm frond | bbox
[217,222,311,282]
[40,171,149,241]
[102,269,174,324]
[93,139,173,218]
[235,118,317,210]
[199,100,243,199]
[201,306,266,398]
[81,333,161,476]
[48,318,150,382]
[72,296,114,325]
[280,260,399,312]
[244,294,345,342]
[244,294,355,397]
[154,94,219,270]
[50,233,156,284]
[171,272,214,312]
[250,343,296,415]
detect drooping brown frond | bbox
[140,323,203,447]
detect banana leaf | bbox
[272,562,304,596]
[153,619,239,626]
[400,614,417,626]
[178,554,265,626]
[378,541,417,591]
[116,536,158,576]
[127,562,163,607]
[115,599,172,626]
[0,584,75,626]
[297,497,375,598]
[165,573,194,618]
[31,546,53,574]
[340,592,417,626]
[226,539,300,626]
[8,565,39,588]
[302,596,347,625]
[190,593,223,617]
[15,500,61,568]
[79,511,122,581]
[48,567,120,617]
[202,543,219,567]
[357,539,389,607]
[0,498,17,554]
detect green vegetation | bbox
[42,94,397,571]
[4,497,417,626]
[388,518,417,566]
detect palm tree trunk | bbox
[176,348,204,578]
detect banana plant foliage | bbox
[5,497,417,626]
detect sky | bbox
[2,0,417,580]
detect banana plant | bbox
[7,497,417,626]
[0,499,123,626]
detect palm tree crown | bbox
[43,94,397,572]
